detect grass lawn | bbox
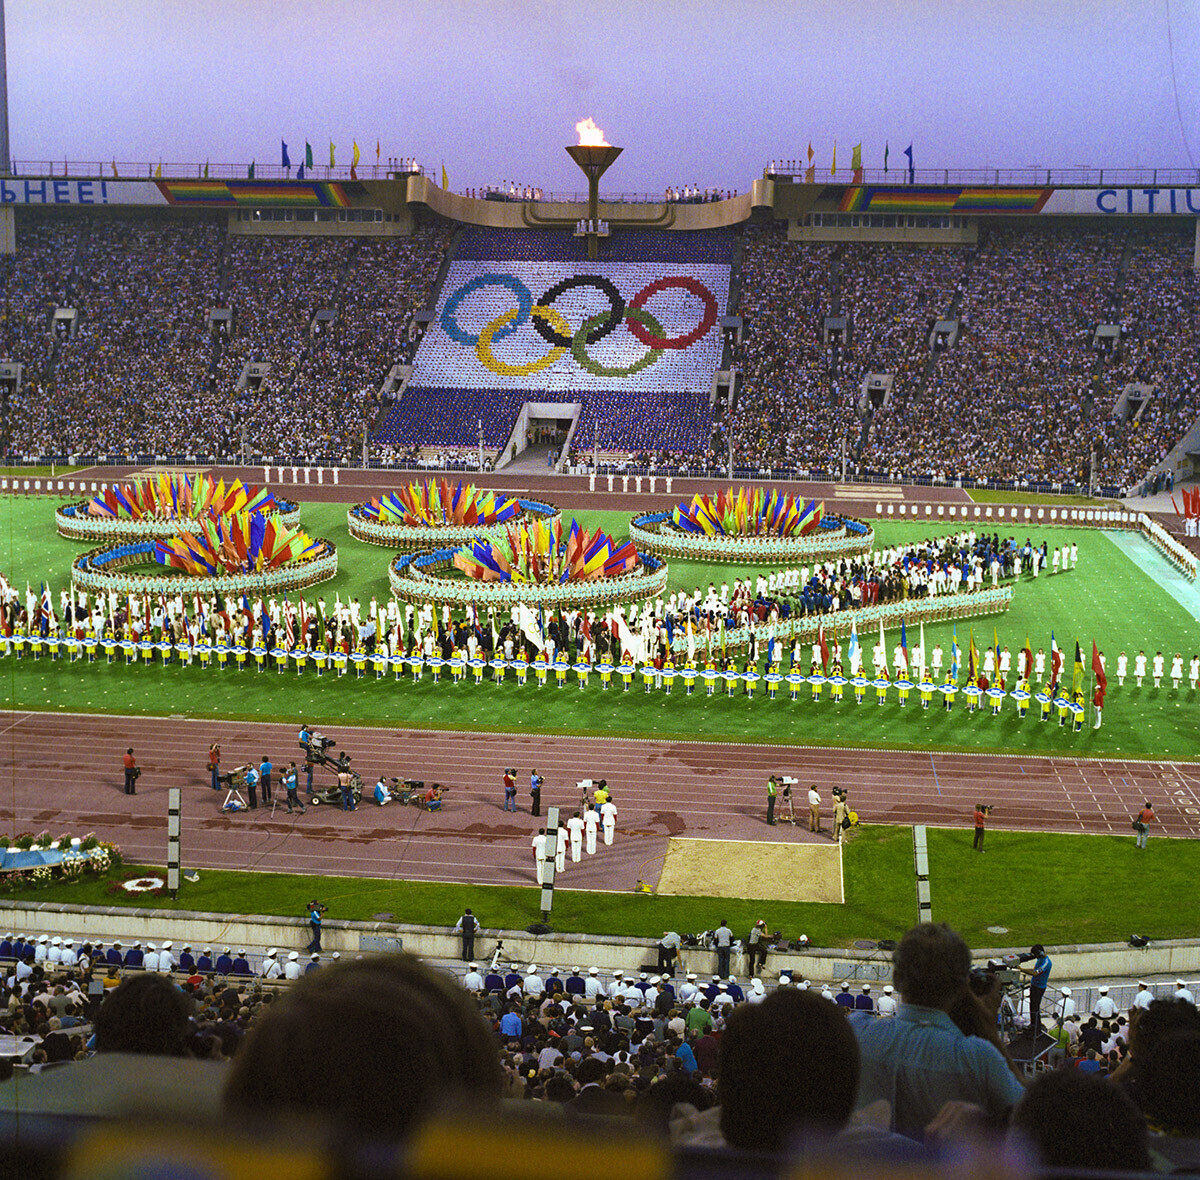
[1,499,1197,760]
[19,825,1199,950]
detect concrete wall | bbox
[2,900,1196,985]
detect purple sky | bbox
[5,0,1198,191]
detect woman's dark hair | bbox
[1140,1030,1200,1134]
[1012,1070,1149,1170]
[718,989,859,1152]
[94,973,193,1056]
[223,954,502,1141]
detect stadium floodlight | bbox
[567,118,622,261]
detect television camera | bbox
[299,732,363,807]
[776,775,798,824]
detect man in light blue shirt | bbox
[854,923,1025,1140]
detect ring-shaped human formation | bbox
[348,479,561,548]
[71,510,337,598]
[631,487,875,564]
[56,473,300,542]
[389,518,668,610]
[440,271,719,378]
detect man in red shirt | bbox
[123,748,138,795]
[973,803,987,852]
[502,768,516,812]
[1134,801,1154,849]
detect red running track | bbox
[0,711,1196,890]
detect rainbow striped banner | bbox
[838,186,1053,215]
[155,179,360,208]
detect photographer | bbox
[306,900,327,953]
[973,803,991,852]
[122,748,139,796]
[530,769,543,817]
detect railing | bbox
[474,189,734,205]
[6,160,427,182]
[763,164,1200,187]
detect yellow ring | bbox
[476,305,569,376]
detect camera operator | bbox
[973,803,992,852]
[529,769,543,817]
[1019,944,1053,1037]
[306,900,328,953]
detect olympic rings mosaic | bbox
[439,271,719,378]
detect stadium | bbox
[0,0,1199,1172]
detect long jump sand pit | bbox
[655,838,844,903]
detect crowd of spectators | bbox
[0,212,450,462]
[3,921,1200,1172]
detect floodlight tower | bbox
[0,0,10,175]
[566,120,621,261]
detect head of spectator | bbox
[892,922,970,1010]
[94,973,193,1056]
[1139,1029,1200,1136]
[717,989,859,1152]
[1010,1070,1149,1171]
[223,953,502,1141]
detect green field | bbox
[23,824,1200,949]
[966,489,1117,507]
[0,498,1196,759]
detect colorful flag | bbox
[878,619,887,674]
[830,141,837,175]
[247,160,256,179]
[375,139,380,163]
[807,142,814,163]
[111,160,119,178]
[903,143,914,183]
[818,621,829,674]
[851,143,862,182]
[967,628,978,682]
[950,626,961,682]
[884,141,889,172]
[847,620,859,674]
[1050,632,1062,689]
[351,139,360,179]
[994,627,1001,673]
[1092,641,1107,705]
[203,160,209,179]
[1073,641,1085,696]
[1022,635,1033,682]
[329,141,336,168]
[154,163,162,178]
[900,618,908,674]
[442,162,449,190]
[305,141,314,168]
[281,140,290,169]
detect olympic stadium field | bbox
[0,480,1197,948]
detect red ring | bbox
[625,276,718,350]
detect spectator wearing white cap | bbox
[284,951,302,980]
[876,984,897,1017]
[34,936,49,964]
[1093,987,1119,1019]
[564,967,585,997]
[1133,981,1155,1010]
[261,949,282,980]
[523,965,544,996]
[747,978,766,1004]
[306,953,322,974]
[712,981,734,1008]
[462,963,483,992]
[854,984,875,1013]
[1056,986,1077,1020]
[142,943,160,972]
[583,967,604,1001]
[1174,979,1195,1006]
[158,942,176,973]
[60,940,78,969]
[678,973,699,1004]
[177,946,195,973]
[47,937,63,965]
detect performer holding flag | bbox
[1092,640,1108,729]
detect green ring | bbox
[571,306,665,378]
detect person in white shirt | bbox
[261,949,283,980]
[1092,987,1118,1019]
[1055,986,1077,1020]
[523,965,544,995]
[60,942,77,969]
[678,973,699,1004]
[1051,548,1060,575]
[1035,648,1046,679]
[1070,542,1078,568]
[1191,656,1200,690]
[1117,651,1128,686]
[555,824,568,873]
[1133,981,1155,1010]
[1174,979,1195,1005]
[284,951,303,980]
[876,984,897,1017]
[566,812,585,862]
[583,967,606,1000]
[47,937,63,965]
[931,645,944,677]
[462,963,484,992]
[1135,650,1147,686]
[1170,653,1183,688]
[747,978,766,1004]
[583,807,599,855]
[158,942,176,973]
[33,937,48,964]
[711,982,734,1008]
[531,829,548,885]
[600,800,617,845]
[1152,651,1165,687]
[142,943,160,973]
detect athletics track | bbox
[0,711,1196,892]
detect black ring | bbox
[531,276,626,348]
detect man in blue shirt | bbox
[259,756,273,805]
[854,923,1025,1139]
[215,947,234,974]
[1021,944,1053,1037]
[498,1006,522,1039]
[306,902,323,952]
[243,765,259,810]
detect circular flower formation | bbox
[348,481,560,548]
[121,876,165,893]
[56,473,298,541]
[439,271,719,378]
[632,487,874,565]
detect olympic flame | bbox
[575,117,609,147]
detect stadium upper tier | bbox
[0,210,1195,489]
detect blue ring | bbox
[440,274,533,346]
